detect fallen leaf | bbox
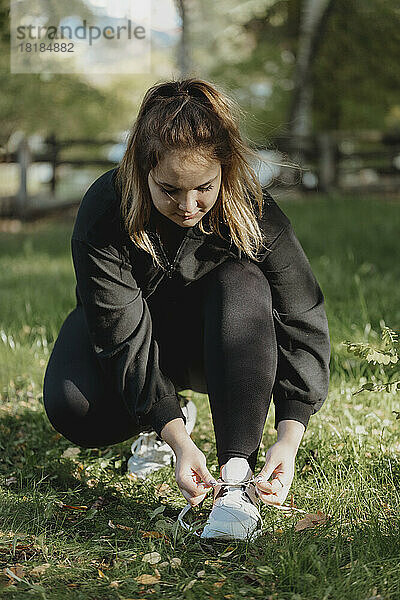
[170,557,181,568]
[142,552,161,565]
[98,569,106,578]
[108,519,134,531]
[134,573,161,584]
[30,563,50,577]
[140,530,165,539]
[155,483,173,496]
[4,565,26,582]
[57,503,88,511]
[214,580,226,588]
[197,570,205,577]
[294,511,330,532]
[61,447,81,459]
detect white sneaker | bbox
[127,399,197,480]
[200,457,263,542]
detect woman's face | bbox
[148,150,222,228]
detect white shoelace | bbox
[177,476,307,536]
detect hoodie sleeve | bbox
[257,214,331,431]
[70,236,187,438]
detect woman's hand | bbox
[254,439,297,506]
[254,419,305,506]
[160,417,217,506]
[174,439,217,506]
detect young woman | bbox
[43,78,331,541]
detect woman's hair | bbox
[115,77,270,267]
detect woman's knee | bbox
[43,372,142,448]
[42,307,141,447]
[205,257,273,309]
[43,371,89,443]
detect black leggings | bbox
[43,258,278,473]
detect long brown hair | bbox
[115,77,267,268]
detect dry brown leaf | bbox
[134,573,161,584]
[142,552,161,564]
[55,500,88,511]
[4,565,26,581]
[155,483,173,496]
[98,569,106,578]
[214,580,226,588]
[140,530,165,539]
[30,563,50,577]
[108,519,134,531]
[294,510,329,532]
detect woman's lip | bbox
[178,211,200,219]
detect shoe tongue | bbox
[221,457,252,483]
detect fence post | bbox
[317,132,336,192]
[48,132,58,198]
[16,135,31,220]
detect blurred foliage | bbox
[188,0,400,142]
[1,0,400,144]
[0,0,137,141]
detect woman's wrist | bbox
[276,419,305,453]
[160,417,194,455]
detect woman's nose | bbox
[177,193,198,213]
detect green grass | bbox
[0,192,399,599]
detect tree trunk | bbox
[175,0,191,78]
[287,0,336,185]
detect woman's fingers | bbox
[258,490,285,506]
[256,475,285,496]
[177,467,217,505]
[181,487,207,506]
[255,471,291,506]
[196,466,218,489]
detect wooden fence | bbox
[0,130,399,220]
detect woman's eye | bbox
[161,184,214,196]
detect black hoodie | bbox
[70,168,331,437]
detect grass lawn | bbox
[0,192,399,600]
